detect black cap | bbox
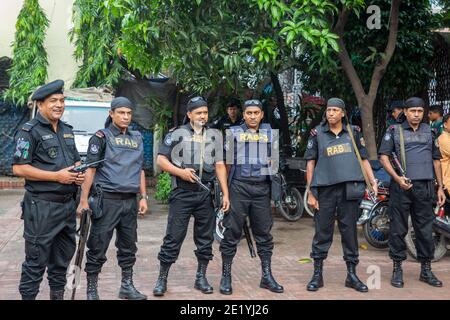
[187,96,207,112]
[388,100,405,112]
[243,99,263,110]
[111,96,134,111]
[405,97,425,109]
[31,79,64,101]
[326,97,345,109]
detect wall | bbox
[0,0,79,88]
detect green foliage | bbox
[70,0,124,88]
[105,0,339,94]
[3,0,49,106]
[155,172,171,203]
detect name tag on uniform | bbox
[63,133,74,139]
[111,136,139,149]
[325,143,352,157]
[42,134,54,141]
[238,133,269,142]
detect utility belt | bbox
[102,191,137,200]
[232,178,270,185]
[176,178,213,192]
[28,191,75,203]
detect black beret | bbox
[326,97,345,109]
[111,96,134,110]
[31,79,64,101]
[187,96,207,112]
[388,100,405,112]
[405,97,425,109]
[243,99,263,110]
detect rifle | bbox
[243,219,256,258]
[71,208,92,300]
[70,159,106,173]
[391,152,412,187]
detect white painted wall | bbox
[0,0,79,88]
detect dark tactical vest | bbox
[311,125,364,187]
[228,123,272,183]
[94,127,144,193]
[392,123,434,180]
[171,124,217,184]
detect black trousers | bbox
[19,192,76,297]
[219,180,274,259]
[158,187,215,264]
[388,180,435,262]
[85,196,138,274]
[310,183,360,264]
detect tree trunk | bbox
[359,96,377,159]
[270,71,292,156]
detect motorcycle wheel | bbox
[405,216,448,262]
[276,187,304,221]
[363,201,390,249]
[303,188,315,217]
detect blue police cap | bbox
[31,79,64,101]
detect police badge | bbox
[90,144,99,154]
[48,147,57,159]
[164,133,173,146]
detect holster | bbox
[271,173,282,202]
[88,184,104,219]
[212,178,222,209]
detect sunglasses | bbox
[189,96,206,103]
[244,99,262,107]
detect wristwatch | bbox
[138,194,149,201]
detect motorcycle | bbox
[274,157,306,221]
[358,181,390,249]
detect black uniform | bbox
[14,112,80,299]
[305,121,368,264]
[157,123,220,264]
[210,115,243,134]
[84,123,144,275]
[220,122,274,259]
[378,122,441,262]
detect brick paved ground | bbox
[0,188,449,300]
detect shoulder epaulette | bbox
[21,119,38,132]
[310,128,318,136]
[95,130,105,138]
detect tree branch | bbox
[368,0,401,99]
[333,7,366,100]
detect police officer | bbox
[429,104,444,137]
[77,97,148,300]
[379,97,445,288]
[12,80,85,300]
[153,96,230,296]
[210,98,243,133]
[305,98,378,293]
[219,99,283,295]
[386,100,405,126]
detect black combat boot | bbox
[419,261,443,287]
[86,273,100,300]
[153,262,172,297]
[118,268,147,300]
[49,289,64,300]
[391,260,404,288]
[260,257,284,293]
[306,259,324,291]
[345,262,368,292]
[220,258,233,295]
[194,260,213,294]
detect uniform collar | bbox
[108,123,129,136]
[321,121,348,133]
[186,122,209,133]
[35,112,62,129]
[402,121,424,131]
[227,115,242,124]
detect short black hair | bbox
[443,113,450,123]
[226,98,241,109]
[429,104,443,116]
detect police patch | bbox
[14,138,30,159]
[307,140,314,149]
[384,133,391,141]
[42,134,53,141]
[164,133,173,146]
[90,144,99,154]
[48,147,57,159]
